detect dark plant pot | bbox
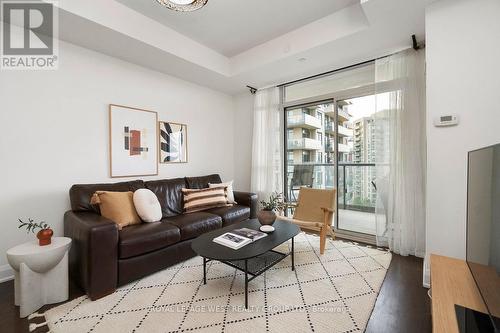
[257,210,276,226]
[37,228,53,246]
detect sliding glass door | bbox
[284,95,378,243]
[335,96,377,237]
[281,61,381,243]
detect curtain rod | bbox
[276,59,375,88]
[276,35,425,88]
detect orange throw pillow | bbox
[90,191,141,230]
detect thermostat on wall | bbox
[434,115,459,127]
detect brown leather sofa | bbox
[64,174,257,300]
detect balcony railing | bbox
[338,143,350,152]
[338,109,351,121]
[286,163,376,213]
[324,121,353,137]
[288,138,322,150]
[323,106,350,121]
[338,125,353,137]
[287,114,322,129]
[325,142,350,153]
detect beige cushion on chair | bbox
[293,187,336,223]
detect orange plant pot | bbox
[37,228,53,246]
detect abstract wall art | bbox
[159,121,188,163]
[109,104,158,177]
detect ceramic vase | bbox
[257,210,276,226]
[37,228,53,246]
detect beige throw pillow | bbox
[209,180,236,204]
[90,191,141,230]
[182,187,229,213]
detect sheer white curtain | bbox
[374,49,426,257]
[250,87,283,202]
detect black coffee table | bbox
[191,218,300,308]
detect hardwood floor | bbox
[0,254,431,333]
[0,279,85,333]
[365,255,432,333]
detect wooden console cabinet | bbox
[430,254,488,332]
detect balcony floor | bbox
[337,209,376,235]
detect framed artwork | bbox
[109,104,158,177]
[159,121,188,163]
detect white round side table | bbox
[6,237,72,318]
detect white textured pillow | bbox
[209,180,236,204]
[133,189,162,223]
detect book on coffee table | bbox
[231,228,267,241]
[213,228,267,250]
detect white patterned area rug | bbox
[40,233,391,333]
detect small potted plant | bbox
[257,192,286,226]
[18,218,53,246]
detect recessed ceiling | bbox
[55,0,427,94]
[115,0,358,57]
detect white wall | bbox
[0,40,235,281]
[232,93,255,191]
[425,0,500,269]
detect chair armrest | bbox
[320,207,335,227]
[64,211,119,300]
[233,191,258,219]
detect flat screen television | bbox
[463,143,500,332]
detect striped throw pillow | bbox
[182,187,229,213]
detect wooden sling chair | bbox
[280,187,336,254]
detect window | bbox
[287,151,294,164]
[302,128,310,138]
[316,152,323,163]
[317,132,323,143]
[302,151,311,163]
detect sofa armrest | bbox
[233,191,258,219]
[64,211,119,300]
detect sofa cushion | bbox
[209,180,236,204]
[163,212,222,240]
[90,191,141,230]
[70,180,145,213]
[119,222,181,259]
[182,187,230,213]
[145,178,186,217]
[133,189,162,222]
[205,205,251,226]
[185,174,222,189]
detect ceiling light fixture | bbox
[155,0,208,12]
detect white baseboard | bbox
[0,264,14,283]
[422,255,430,288]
